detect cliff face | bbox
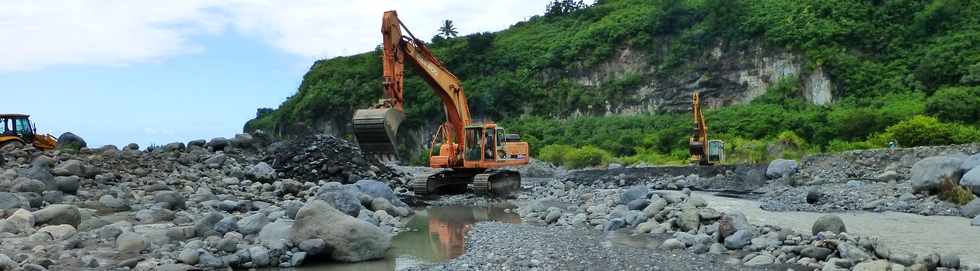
[290,40,835,159]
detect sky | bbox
[0,0,552,148]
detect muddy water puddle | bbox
[288,205,520,271]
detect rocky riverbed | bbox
[0,133,415,270]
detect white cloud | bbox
[0,0,552,71]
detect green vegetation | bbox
[248,0,980,168]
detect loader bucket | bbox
[352,108,405,160]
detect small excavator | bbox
[689,92,724,165]
[0,114,57,151]
[352,11,530,196]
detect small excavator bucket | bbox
[352,108,405,161]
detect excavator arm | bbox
[689,92,710,165]
[353,10,472,161]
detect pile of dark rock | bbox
[265,135,407,186]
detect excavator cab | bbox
[707,140,725,163]
[0,114,57,150]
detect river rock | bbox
[626,199,649,211]
[620,186,649,205]
[940,253,960,269]
[911,156,965,194]
[52,159,86,177]
[718,211,751,241]
[248,162,276,181]
[257,221,291,245]
[4,209,34,234]
[916,252,940,270]
[724,230,753,250]
[249,246,270,267]
[744,254,774,266]
[852,260,890,271]
[315,183,363,216]
[838,242,871,262]
[660,238,685,250]
[154,191,186,210]
[801,246,833,260]
[56,132,87,149]
[676,206,700,232]
[812,214,846,235]
[962,154,980,172]
[289,200,391,262]
[237,213,268,235]
[99,195,129,211]
[961,168,980,195]
[207,137,229,150]
[643,198,667,218]
[38,224,75,240]
[33,204,80,227]
[0,192,28,210]
[54,176,79,194]
[766,159,799,179]
[354,179,402,205]
[117,231,148,254]
[972,215,980,226]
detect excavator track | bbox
[411,175,431,195]
[472,170,521,196]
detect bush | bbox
[925,86,980,124]
[563,145,612,169]
[883,115,980,147]
[938,177,976,205]
[538,144,575,165]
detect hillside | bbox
[246,0,980,166]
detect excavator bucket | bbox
[352,108,405,161]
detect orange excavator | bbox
[689,92,724,165]
[352,11,530,196]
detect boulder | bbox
[237,213,269,235]
[852,260,891,271]
[354,179,401,205]
[838,242,871,262]
[187,140,206,148]
[206,137,230,150]
[718,211,751,241]
[117,231,148,254]
[676,206,700,232]
[56,132,87,149]
[801,246,833,260]
[11,178,45,193]
[315,183,363,216]
[744,254,774,266]
[806,190,822,204]
[766,159,799,179]
[910,156,965,194]
[289,200,391,262]
[154,191,186,210]
[99,195,129,211]
[194,212,223,237]
[972,215,979,227]
[620,186,649,205]
[961,198,980,218]
[257,221,292,245]
[213,216,238,235]
[299,239,326,255]
[54,176,80,194]
[723,230,752,250]
[124,143,140,150]
[812,214,846,235]
[38,224,76,240]
[162,142,185,152]
[248,246,270,267]
[961,168,980,195]
[248,162,276,181]
[4,209,34,234]
[962,154,980,172]
[0,193,28,210]
[231,133,255,148]
[52,160,86,177]
[33,204,81,227]
[660,238,686,250]
[626,199,649,211]
[642,198,667,218]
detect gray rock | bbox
[11,178,45,193]
[33,204,81,227]
[744,254,774,266]
[0,192,28,210]
[877,170,902,182]
[22,164,53,183]
[289,200,391,262]
[116,231,147,254]
[52,160,86,177]
[940,253,960,269]
[99,195,129,211]
[603,218,626,232]
[626,199,649,211]
[370,197,395,213]
[718,211,751,241]
[801,246,833,260]
[80,255,99,268]
[961,198,980,218]
[237,212,269,235]
[620,186,649,205]
[961,168,980,195]
[162,142,185,152]
[972,215,980,226]
[213,216,238,235]
[124,143,139,150]
[154,191,186,210]
[290,251,307,267]
[852,260,891,271]
[766,159,799,179]
[187,139,206,148]
[248,162,276,181]
[206,137,229,150]
[56,132,87,149]
[676,206,700,232]
[54,176,79,194]
[911,156,965,194]
[724,230,752,250]
[198,251,226,268]
[257,221,292,245]
[697,208,721,221]
[642,198,667,218]
[709,243,726,254]
[838,242,871,262]
[545,208,562,224]
[250,246,271,267]
[890,253,916,266]
[314,183,363,216]
[194,212,223,237]
[177,248,200,265]
[299,238,326,255]
[660,238,686,250]
[806,190,822,204]
[962,154,980,172]
[218,233,241,252]
[916,252,940,270]
[812,214,846,235]
[0,253,16,270]
[354,179,401,205]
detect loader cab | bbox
[0,114,36,140]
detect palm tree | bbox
[438,20,458,38]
